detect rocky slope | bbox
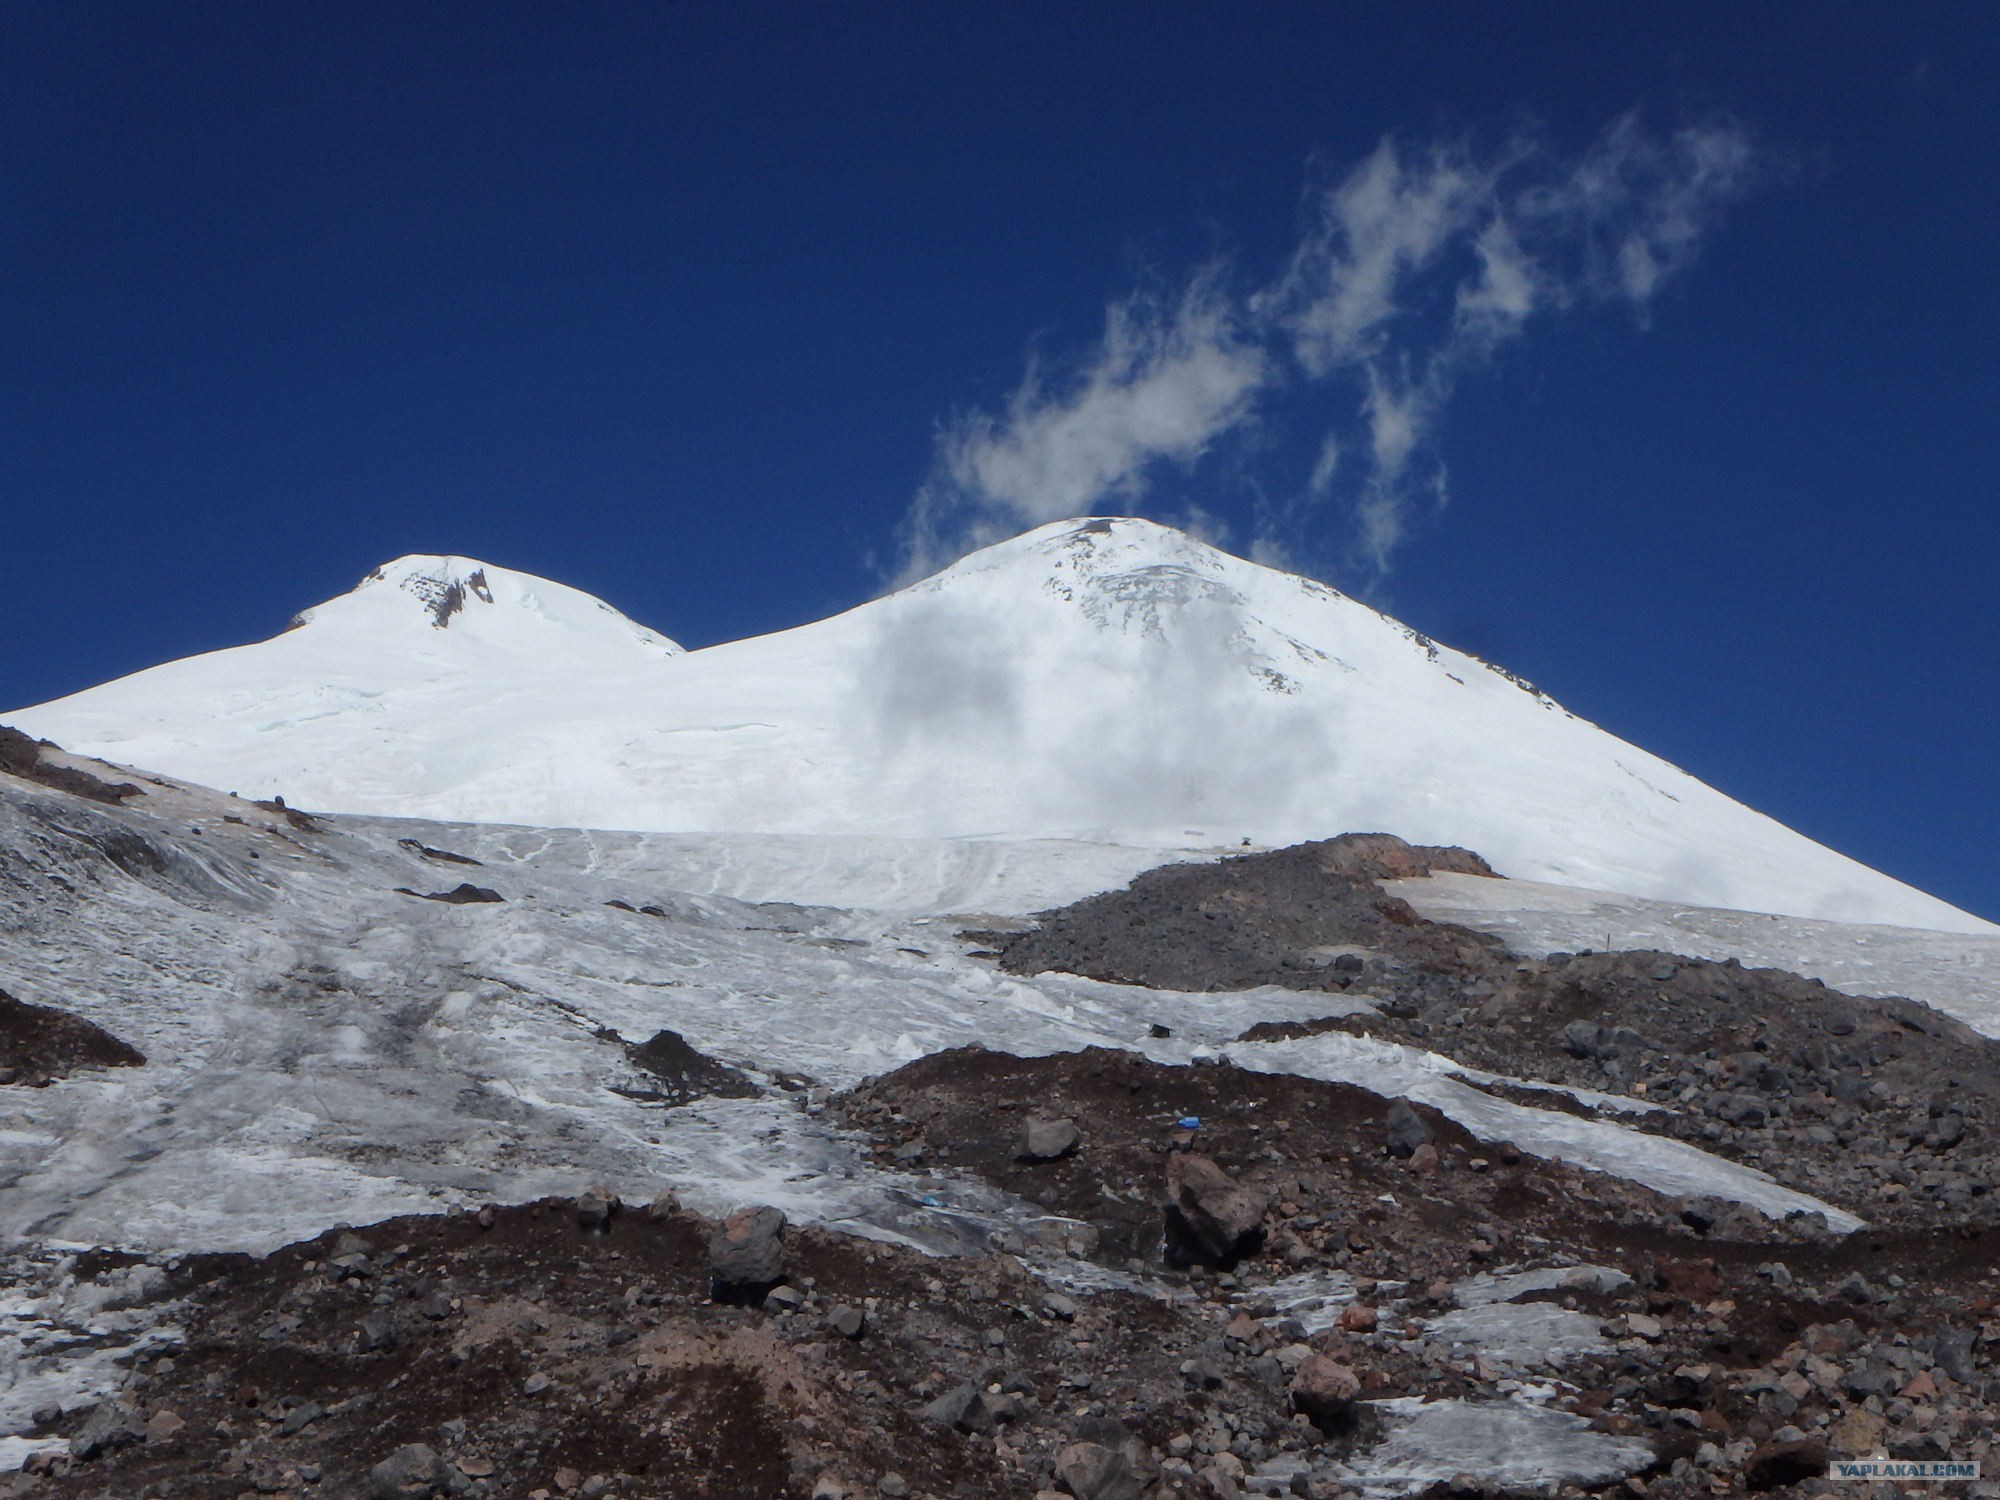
[6,745,2000,1498]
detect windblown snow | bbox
[10,519,1988,933]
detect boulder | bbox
[576,1187,618,1232]
[1021,1117,1082,1162]
[1054,1441,1144,1500]
[1383,1100,1434,1159]
[1744,1439,1825,1490]
[1289,1355,1361,1428]
[920,1381,993,1434]
[70,1399,147,1461]
[358,1310,398,1353]
[369,1443,452,1499]
[707,1205,787,1300]
[1162,1152,1269,1267]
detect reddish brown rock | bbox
[1289,1354,1361,1428]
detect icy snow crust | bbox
[11,520,1990,934]
[0,772,1920,1267]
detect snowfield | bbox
[16,763,1994,1265]
[12,518,1991,934]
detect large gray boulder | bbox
[368,1443,453,1498]
[1055,1440,1144,1500]
[707,1205,788,1299]
[1383,1100,1435,1158]
[1020,1116,1081,1162]
[1162,1152,1269,1267]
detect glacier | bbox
[10,517,1990,934]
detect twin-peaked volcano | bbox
[10,519,1989,933]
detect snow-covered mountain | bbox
[10,517,1988,933]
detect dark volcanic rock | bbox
[1744,1438,1826,1489]
[619,1028,761,1107]
[1162,1151,1269,1267]
[1382,1100,1434,1159]
[0,726,140,804]
[368,1442,452,1498]
[70,1400,147,1461]
[0,986,145,1086]
[920,1381,993,1434]
[396,837,483,866]
[707,1205,787,1300]
[396,882,504,904]
[1054,1440,1143,1500]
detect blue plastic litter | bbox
[920,1194,941,1207]
[1175,1115,1201,1130]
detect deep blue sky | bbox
[4,4,1996,921]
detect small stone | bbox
[764,1283,806,1313]
[1408,1141,1440,1173]
[811,1476,849,1500]
[1335,1303,1377,1333]
[826,1304,866,1339]
[278,1401,324,1436]
[1041,1292,1080,1321]
[523,1372,553,1396]
[878,1474,908,1499]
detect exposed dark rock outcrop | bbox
[0,986,145,1085]
[0,726,140,805]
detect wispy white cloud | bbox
[897,111,1758,585]
[897,279,1267,583]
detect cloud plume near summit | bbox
[897,113,1755,585]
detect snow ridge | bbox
[8,519,1989,934]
